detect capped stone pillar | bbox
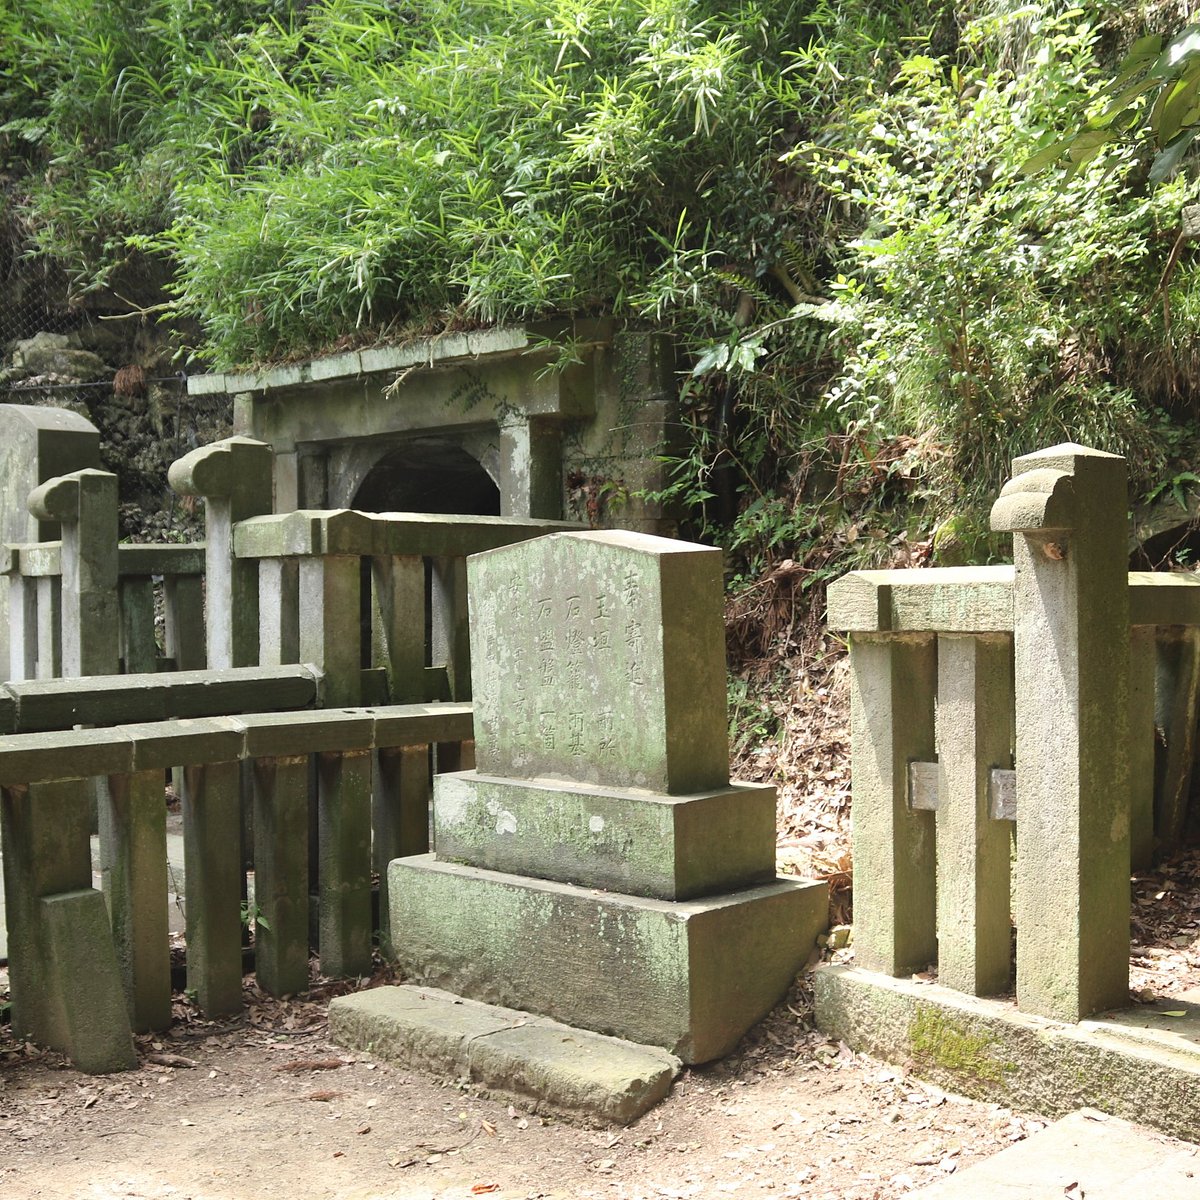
[27,469,119,678]
[990,443,1130,1022]
[0,406,100,676]
[169,437,273,669]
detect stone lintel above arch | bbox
[189,320,676,531]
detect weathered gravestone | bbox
[331,530,827,1120]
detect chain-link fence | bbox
[0,252,76,349]
[1,239,235,541]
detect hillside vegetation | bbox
[3,0,1200,575]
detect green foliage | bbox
[241,900,271,932]
[1146,468,1200,509]
[133,0,816,364]
[4,0,1199,578]
[727,674,781,760]
[1024,20,1200,182]
[793,4,1190,543]
[0,0,286,291]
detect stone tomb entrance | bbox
[331,529,828,1123]
[351,438,500,516]
[187,322,678,532]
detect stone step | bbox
[329,984,681,1126]
[909,1109,1200,1198]
[388,853,827,1064]
[433,769,777,900]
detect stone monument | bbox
[331,530,827,1121]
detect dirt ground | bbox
[7,835,1200,1200]
[8,631,1200,1199]
[0,967,1041,1200]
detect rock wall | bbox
[0,328,230,541]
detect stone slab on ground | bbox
[909,1109,1200,1198]
[328,984,681,1125]
[391,854,827,1064]
[433,769,777,900]
[814,964,1200,1142]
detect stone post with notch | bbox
[27,469,119,678]
[990,443,1130,1022]
[169,437,273,669]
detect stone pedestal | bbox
[378,530,827,1073]
[391,856,823,1063]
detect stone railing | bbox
[233,508,582,706]
[3,469,205,680]
[828,444,1200,1024]
[5,437,579,701]
[0,432,579,1075]
[168,437,581,706]
[0,683,470,1073]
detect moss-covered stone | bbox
[815,965,1200,1142]
[909,1005,1015,1083]
[469,530,728,794]
[433,770,776,900]
[390,855,827,1064]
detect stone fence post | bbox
[990,443,1130,1022]
[26,469,119,678]
[0,405,99,678]
[847,634,937,977]
[169,437,273,669]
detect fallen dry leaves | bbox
[1131,846,1200,998]
[275,1057,347,1073]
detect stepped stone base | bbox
[815,964,1200,1142]
[329,985,681,1125]
[390,854,828,1063]
[434,770,777,900]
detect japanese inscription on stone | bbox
[468,530,729,794]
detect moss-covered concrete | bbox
[814,965,1200,1141]
[391,855,827,1064]
[433,770,776,900]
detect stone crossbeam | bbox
[829,565,1200,633]
[0,702,473,786]
[1,542,206,579]
[233,509,582,560]
[827,566,1014,633]
[0,664,322,733]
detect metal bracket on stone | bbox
[908,761,940,811]
[989,768,1017,821]
[907,760,1016,821]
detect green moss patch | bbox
[909,1004,1014,1084]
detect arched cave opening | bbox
[351,438,500,516]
